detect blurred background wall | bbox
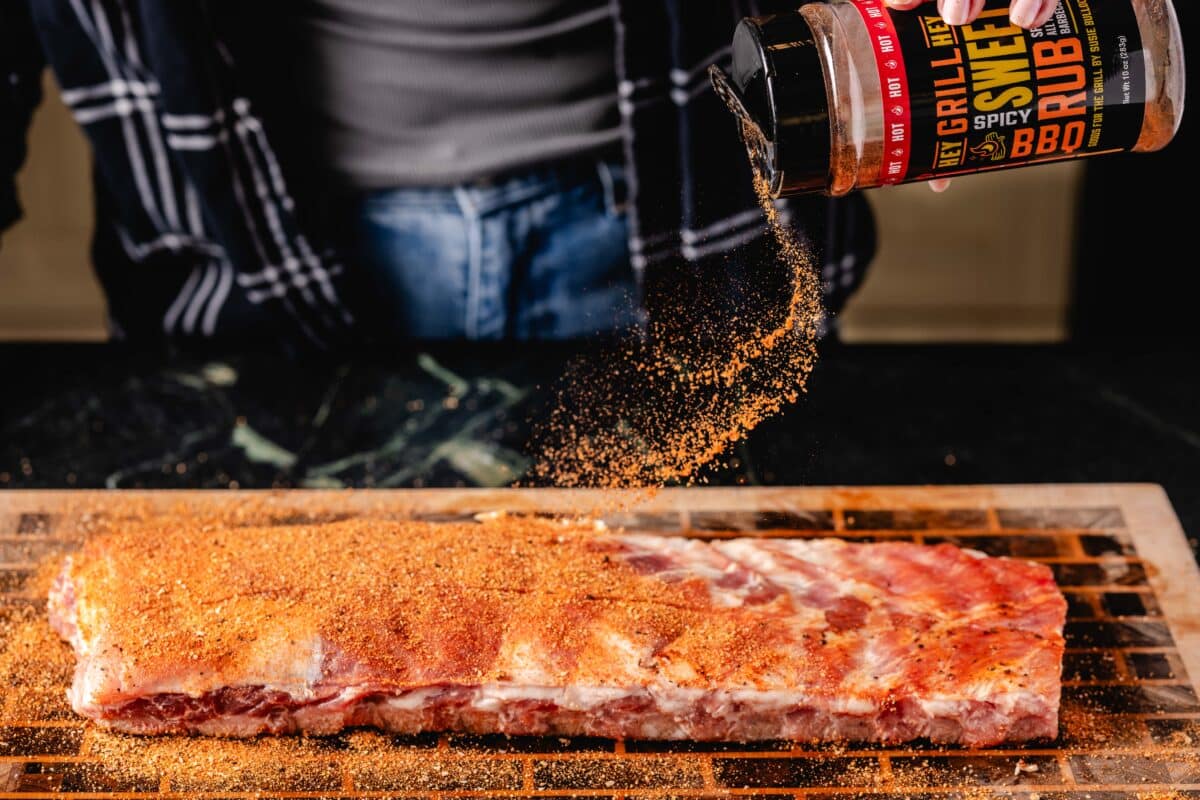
[840,163,1083,343]
[0,70,1086,344]
[0,72,106,341]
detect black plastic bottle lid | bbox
[710,11,832,197]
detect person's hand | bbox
[884,0,1059,31]
[885,0,1060,192]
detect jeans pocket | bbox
[596,159,629,220]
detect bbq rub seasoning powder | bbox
[710,0,1185,198]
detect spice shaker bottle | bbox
[710,0,1185,198]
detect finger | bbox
[1032,0,1060,27]
[937,0,969,26]
[928,178,953,193]
[1010,0,1047,27]
[883,0,926,9]
[937,0,987,26]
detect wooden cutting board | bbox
[1,483,1198,798]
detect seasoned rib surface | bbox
[48,516,1066,745]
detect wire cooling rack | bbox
[1,485,1197,797]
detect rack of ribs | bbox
[48,515,1066,745]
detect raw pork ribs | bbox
[49,515,1066,745]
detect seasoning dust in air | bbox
[528,154,825,491]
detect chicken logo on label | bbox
[969,132,1008,162]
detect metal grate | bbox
[2,492,1198,797]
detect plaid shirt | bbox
[1,0,874,351]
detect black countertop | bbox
[1,342,1197,560]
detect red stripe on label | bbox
[852,0,912,184]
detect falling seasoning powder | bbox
[527,166,824,490]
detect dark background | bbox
[1071,0,1194,342]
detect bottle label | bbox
[852,0,1146,183]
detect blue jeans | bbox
[348,157,639,340]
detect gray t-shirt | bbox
[289,0,622,188]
